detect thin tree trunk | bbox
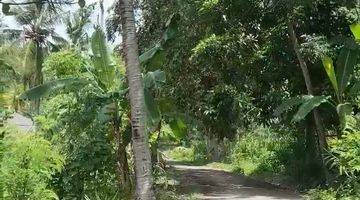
[118,0,155,199]
[288,21,329,181]
[33,41,43,113]
[112,105,131,190]
[151,121,162,164]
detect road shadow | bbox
[168,161,302,200]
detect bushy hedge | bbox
[306,116,360,199]
[229,126,295,177]
[0,131,64,199]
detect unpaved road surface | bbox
[6,113,34,132]
[172,164,302,200]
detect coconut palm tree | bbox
[64,4,94,50]
[117,0,155,199]
[3,1,67,112]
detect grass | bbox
[204,162,234,171]
[0,123,22,134]
[165,146,236,173]
[231,159,259,175]
[164,146,209,166]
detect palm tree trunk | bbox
[118,0,155,199]
[288,21,329,181]
[33,41,43,113]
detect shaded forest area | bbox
[1,0,360,199]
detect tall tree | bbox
[288,21,329,181]
[117,0,155,199]
[2,1,67,113]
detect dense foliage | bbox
[1,0,360,199]
[0,128,64,199]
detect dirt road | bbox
[172,164,302,200]
[6,113,34,132]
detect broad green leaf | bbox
[337,103,352,130]
[91,27,115,90]
[144,89,161,131]
[20,78,86,101]
[336,47,358,95]
[350,23,360,41]
[139,15,178,67]
[322,56,339,97]
[163,14,179,43]
[139,44,162,65]
[146,50,166,71]
[292,96,331,122]
[274,95,313,116]
[143,70,166,89]
[169,118,187,139]
[158,97,175,114]
[97,102,117,124]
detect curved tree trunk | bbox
[118,0,155,199]
[288,21,329,181]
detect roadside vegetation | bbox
[1,0,360,199]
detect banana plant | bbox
[143,70,187,139]
[140,14,187,141]
[20,26,133,189]
[20,17,186,158]
[276,23,360,131]
[321,45,358,130]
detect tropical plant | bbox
[276,23,360,131]
[0,132,64,200]
[1,1,71,113]
[117,0,155,198]
[229,126,295,177]
[64,4,94,50]
[0,44,28,111]
[21,26,132,193]
[42,49,86,80]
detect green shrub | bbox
[307,116,360,199]
[321,116,360,199]
[43,50,86,79]
[328,124,360,177]
[192,139,209,163]
[0,132,64,199]
[229,126,294,176]
[167,140,209,165]
[305,188,337,200]
[168,146,195,162]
